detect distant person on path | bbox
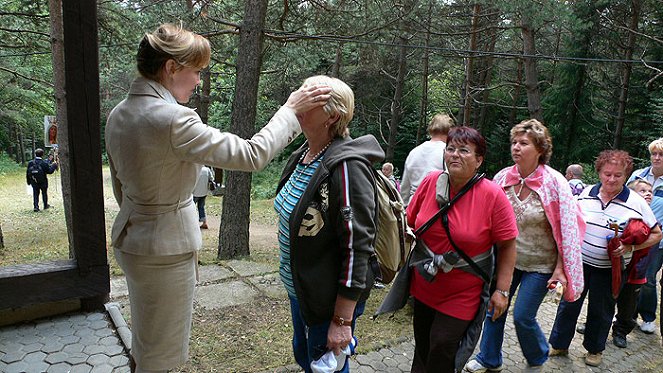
[611,179,660,348]
[105,23,331,373]
[274,75,383,373]
[565,164,586,196]
[381,162,399,191]
[192,165,214,229]
[629,138,663,335]
[406,127,517,372]
[26,148,58,212]
[400,114,454,206]
[548,150,661,367]
[466,119,585,372]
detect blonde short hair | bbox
[302,75,354,138]
[427,114,454,136]
[510,119,553,164]
[137,23,211,82]
[649,138,663,154]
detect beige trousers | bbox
[114,248,196,371]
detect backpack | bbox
[28,160,45,184]
[372,169,412,284]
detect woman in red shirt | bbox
[407,126,518,372]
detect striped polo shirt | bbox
[274,157,322,298]
[579,184,657,268]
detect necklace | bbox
[301,141,332,164]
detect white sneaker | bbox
[465,359,503,372]
[640,321,656,334]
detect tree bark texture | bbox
[462,4,481,127]
[49,0,74,254]
[521,14,543,122]
[387,36,408,162]
[417,5,432,146]
[218,0,268,260]
[0,223,4,249]
[199,67,211,125]
[613,0,641,149]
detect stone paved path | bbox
[2,263,662,372]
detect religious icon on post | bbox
[44,115,58,147]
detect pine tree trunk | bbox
[521,14,543,121]
[417,3,432,145]
[0,223,4,249]
[218,0,268,260]
[462,4,481,127]
[613,0,641,149]
[387,36,407,162]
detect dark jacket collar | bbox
[588,182,631,201]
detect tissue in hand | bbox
[310,336,358,373]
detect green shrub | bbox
[0,152,22,175]
[251,158,287,200]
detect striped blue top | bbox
[274,156,323,298]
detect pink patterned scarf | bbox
[493,164,585,301]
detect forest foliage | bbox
[1,0,663,180]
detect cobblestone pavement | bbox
[2,264,662,372]
[0,311,130,373]
[344,298,663,373]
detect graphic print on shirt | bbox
[298,181,329,237]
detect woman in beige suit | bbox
[106,23,331,373]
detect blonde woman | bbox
[106,24,330,372]
[275,75,383,372]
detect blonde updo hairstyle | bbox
[510,119,553,165]
[136,23,211,82]
[301,75,354,138]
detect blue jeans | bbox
[637,248,663,322]
[289,296,365,373]
[549,264,616,354]
[475,269,551,368]
[193,196,206,221]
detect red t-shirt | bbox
[407,171,518,320]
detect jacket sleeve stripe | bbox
[340,161,355,287]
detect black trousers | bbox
[412,298,471,373]
[32,183,48,210]
[613,283,642,337]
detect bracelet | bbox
[495,289,509,298]
[332,315,352,327]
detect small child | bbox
[611,179,655,348]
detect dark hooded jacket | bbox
[277,135,384,325]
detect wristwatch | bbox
[495,289,509,298]
[332,315,352,327]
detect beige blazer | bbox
[106,77,301,256]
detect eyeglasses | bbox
[445,146,474,156]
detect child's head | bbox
[627,179,653,204]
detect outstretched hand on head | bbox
[285,84,332,114]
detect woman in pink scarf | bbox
[466,119,585,372]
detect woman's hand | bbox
[285,84,332,114]
[612,243,633,258]
[327,323,352,356]
[547,268,567,292]
[488,292,509,321]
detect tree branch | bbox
[0,66,53,88]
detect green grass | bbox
[0,163,414,372]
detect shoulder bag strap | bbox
[413,173,485,237]
[440,209,491,283]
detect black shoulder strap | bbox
[440,208,491,283]
[413,173,484,237]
